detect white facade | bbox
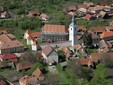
[42,51,58,65]
[32,45,37,51]
[24,33,29,39]
[68,16,78,46]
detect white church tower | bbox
[69,16,78,46]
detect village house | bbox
[97,11,109,19]
[105,26,113,32]
[60,46,74,60]
[90,27,106,35]
[28,10,40,17]
[41,24,68,42]
[90,52,113,64]
[85,14,95,20]
[88,5,104,14]
[76,58,94,67]
[1,11,10,19]
[90,33,100,46]
[16,61,32,71]
[90,53,102,64]
[78,25,87,32]
[0,34,24,54]
[24,29,41,51]
[19,75,38,85]
[83,1,94,7]
[0,53,18,65]
[42,45,58,65]
[40,13,49,21]
[0,78,10,85]
[99,40,112,53]
[74,43,85,55]
[32,68,44,81]
[0,30,7,34]
[100,32,113,41]
[63,1,78,15]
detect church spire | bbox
[68,15,78,46]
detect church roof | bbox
[42,24,67,33]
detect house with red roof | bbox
[76,58,94,67]
[78,25,87,32]
[0,53,18,62]
[100,32,113,41]
[19,75,38,85]
[24,29,41,51]
[40,13,49,21]
[0,34,24,54]
[28,10,40,17]
[1,11,10,19]
[42,45,58,65]
[85,14,96,20]
[90,27,106,35]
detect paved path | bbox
[40,39,83,48]
[40,41,72,48]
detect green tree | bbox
[91,64,112,85]
[57,50,65,62]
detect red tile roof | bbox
[28,10,40,16]
[25,29,32,34]
[1,11,9,16]
[0,53,18,62]
[77,58,92,66]
[32,68,44,80]
[90,53,102,62]
[16,61,32,71]
[78,25,86,31]
[0,40,24,49]
[31,32,41,38]
[90,27,106,33]
[42,24,67,33]
[40,13,49,19]
[19,75,38,85]
[100,32,113,38]
[0,30,7,34]
[85,14,92,19]
[42,45,54,56]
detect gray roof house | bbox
[42,45,58,65]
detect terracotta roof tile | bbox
[0,30,7,34]
[32,68,44,79]
[0,53,18,62]
[16,61,32,71]
[19,75,38,85]
[0,40,24,49]
[90,53,102,62]
[100,32,113,38]
[90,27,106,33]
[42,45,54,56]
[40,13,49,19]
[31,32,41,38]
[28,10,40,16]
[85,14,92,19]
[61,46,71,54]
[42,24,67,33]
[25,29,32,34]
[77,58,92,66]
[78,25,86,31]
